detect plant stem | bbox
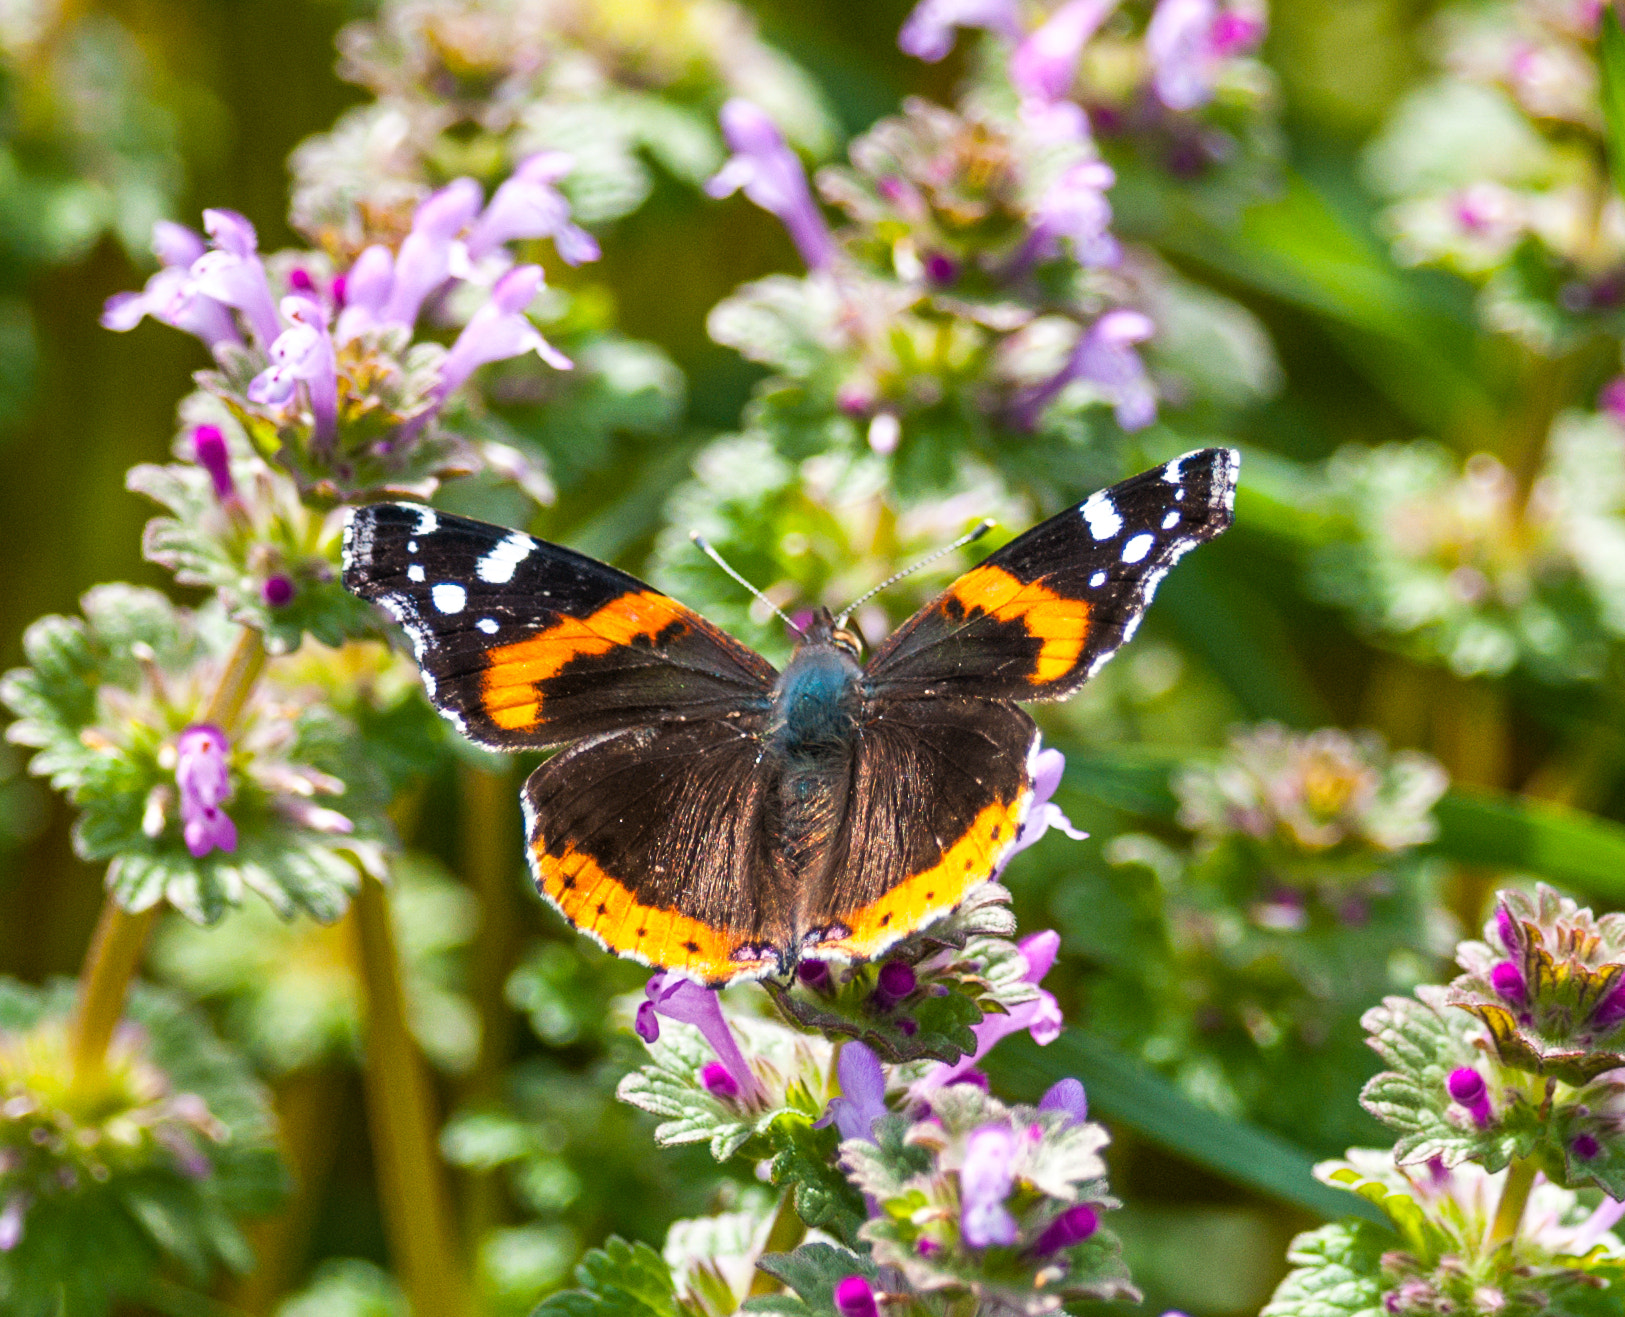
[354,868,471,1317]
[67,900,159,1082]
[67,627,269,1085]
[1485,1156,1537,1254]
[746,1190,808,1296]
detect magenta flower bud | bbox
[175,724,236,858]
[701,1061,740,1099]
[288,267,316,293]
[924,253,958,285]
[898,1016,918,1036]
[330,273,348,307]
[1573,1133,1602,1160]
[1032,1203,1098,1256]
[1601,377,1625,421]
[916,1238,941,1256]
[1489,961,1527,1005]
[875,960,917,1006]
[960,1125,1018,1247]
[634,1000,660,1043]
[1039,1077,1088,1126]
[797,959,833,992]
[1593,984,1625,1031]
[949,1070,990,1091]
[191,425,235,502]
[1447,1067,1492,1128]
[833,1276,878,1317]
[262,576,295,608]
[1495,904,1520,954]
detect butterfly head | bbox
[802,605,863,658]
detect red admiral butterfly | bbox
[342,447,1238,984]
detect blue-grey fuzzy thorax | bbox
[769,644,862,761]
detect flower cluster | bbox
[103,173,577,500]
[289,0,835,255]
[0,980,282,1315]
[1310,415,1625,683]
[1079,724,1449,1150]
[0,585,388,924]
[1364,0,1623,347]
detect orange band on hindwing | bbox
[531,839,775,984]
[946,565,1092,685]
[810,792,1031,963]
[481,592,690,731]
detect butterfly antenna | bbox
[690,532,806,636]
[836,519,996,627]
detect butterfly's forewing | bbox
[343,503,777,749]
[522,719,785,983]
[864,448,1238,701]
[804,698,1039,964]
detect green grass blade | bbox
[1428,788,1625,903]
[1600,6,1625,200]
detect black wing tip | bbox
[340,501,438,593]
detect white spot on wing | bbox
[1162,455,1186,484]
[1121,533,1154,564]
[407,565,425,582]
[477,532,534,585]
[1081,491,1122,540]
[1162,510,1180,529]
[432,582,466,614]
[413,508,438,535]
[477,617,499,634]
[1089,570,1107,588]
[408,540,419,553]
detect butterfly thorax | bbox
[768,609,862,762]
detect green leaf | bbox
[744,1243,877,1317]
[533,1237,687,1317]
[1258,1222,1387,1317]
[984,1030,1385,1223]
[764,1115,867,1245]
[1601,7,1625,202]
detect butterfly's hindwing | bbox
[805,698,1039,963]
[522,719,786,984]
[865,447,1238,701]
[342,503,777,749]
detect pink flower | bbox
[960,1124,1018,1246]
[899,0,1022,61]
[635,971,766,1104]
[706,100,834,272]
[175,724,236,859]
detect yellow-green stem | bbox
[69,626,268,1084]
[68,901,159,1083]
[1485,1157,1537,1254]
[354,869,471,1317]
[747,1191,809,1297]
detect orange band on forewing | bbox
[482,592,690,730]
[532,840,773,984]
[811,794,1027,963]
[948,565,1091,686]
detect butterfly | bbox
[341,447,1238,984]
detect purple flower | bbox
[152,220,206,268]
[1000,746,1089,872]
[898,0,1022,61]
[1594,984,1625,1032]
[1020,308,1155,431]
[916,931,1065,1093]
[1573,1133,1602,1160]
[1494,902,1523,955]
[175,724,236,859]
[1010,0,1118,102]
[382,178,484,329]
[834,1276,878,1317]
[248,297,339,451]
[1038,1077,1088,1126]
[960,1124,1018,1247]
[701,1061,740,1099]
[1029,160,1120,269]
[1031,1203,1097,1255]
[262,576,295,608]
[821,1040,888,1142]
[101,224,240,351]
[797,958,834,993]
[465,152,600,267]
[1146,0,1262,112]
[873,960,917,1009]
[637,971,766,1104]
[1446,1067,1492,1128]
[436,265,572,401]
[189,210,283,349]
[1489,961,1526,1006]
[333,245,396,344]
[191,424,236,502]
[706,100,834,273]
[0,1194,27,1252]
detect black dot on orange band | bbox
[597,902,607,915]
[880,914,891,926]
[561,877,575,889]
[684,940,700,953]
